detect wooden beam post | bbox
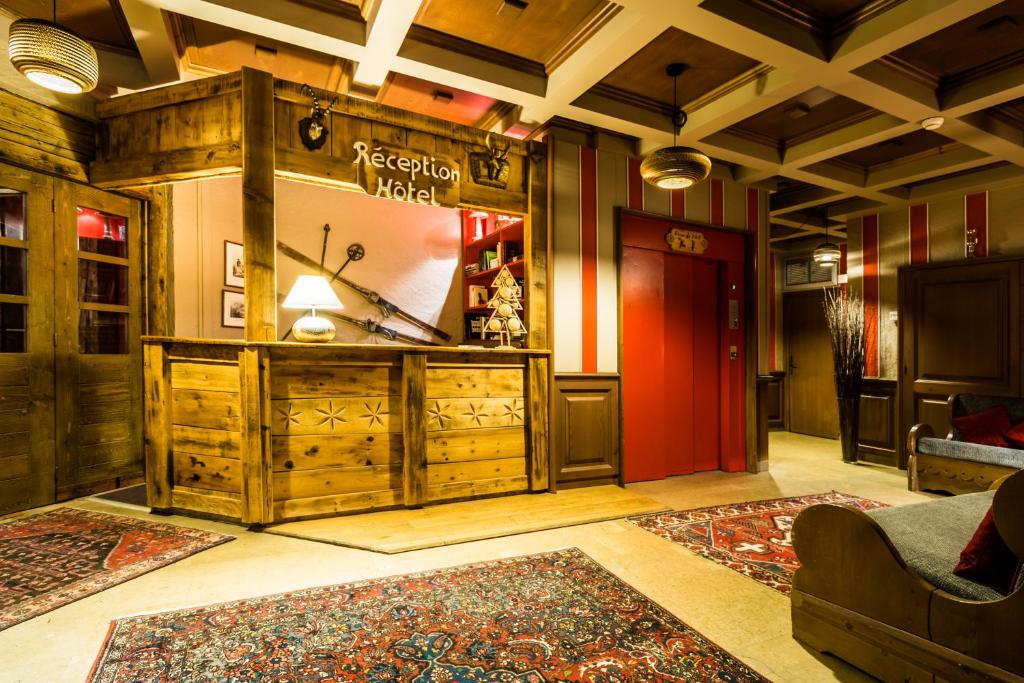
[239,347,273,526]
[402,352,428,507]
[241,67,277,342]
[527,355,550,491]
[526,140,549,351]
[143,342,173,511]
[144,184,174,336]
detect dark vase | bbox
[837,396,860,463]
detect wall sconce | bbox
[966,228,979,257]
[298,84,338,151]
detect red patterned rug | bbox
[0,507,233,631]
[89,548,766,682]
[630,493,887,593]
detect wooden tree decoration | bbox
[485,265,526,349]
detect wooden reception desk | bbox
[143,338,550,527]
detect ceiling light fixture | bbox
[813,220,842,266]
[640,63,712,190]
[921,116,944,131]
[7,0,98,94]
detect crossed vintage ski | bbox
[277,240,452,342]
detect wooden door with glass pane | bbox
[55,181,142,497]
[0,165,55,514]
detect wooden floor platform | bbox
[265,485,669,553]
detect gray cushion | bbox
[917,436,1024,469]
[867,492,1003,602]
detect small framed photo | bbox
[224,240,244,288]
[222,290,245,328]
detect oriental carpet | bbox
[88,547,766,682]
[0,507,233,631]
[630,493,887,593]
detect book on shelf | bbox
[503,242,521,263]
[480,248,499,271]
[464,262,480,276]
[468,284,489,308]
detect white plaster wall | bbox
[173,176,462,343]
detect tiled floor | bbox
[0,432,933,682]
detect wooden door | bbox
[784,289,838,439]
[0,164,55,514]
[54,181,143,498]
[899,259,1021,466]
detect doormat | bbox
[267,485,669,553]
[630,493,887,593]
[0,507,233,631]
[88,548,766,682]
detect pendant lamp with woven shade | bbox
[640,63,712,190]
[8,1,98,94]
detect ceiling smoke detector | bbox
[921,116,945,131]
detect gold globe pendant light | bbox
[8,1,98,94]
[640,63,712,190]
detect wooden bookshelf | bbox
[461,210,527,345]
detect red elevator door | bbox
[623,248,722,482]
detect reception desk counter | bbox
[143,338,550,526]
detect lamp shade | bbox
[640,146,712,189]
[813,241,842,265]
[282,275,343,309]
[8,19,99,94]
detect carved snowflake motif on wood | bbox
[277,403,303,431]
[461,402,490,427]
[361,401,387,428]
[314,401,348,431]
[500,398,524,425]
[427,401,452,430]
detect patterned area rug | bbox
[89,548,766,682]
[0,507,233,631]
[630,493,887,593]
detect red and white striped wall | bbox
[551,139,766,375]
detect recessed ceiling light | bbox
[921,116,944,131]
[432,90,454,104]
[785,104,811,119]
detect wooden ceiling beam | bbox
[353,0,424,87]
[119,0,181,85]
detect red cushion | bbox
[1005,421,1024,449]
[952,405,1012,448]
[954,507,1019,595]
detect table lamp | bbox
[282,275,343,342]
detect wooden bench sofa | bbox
[909,394,1024,495]
[792,469,1024,681]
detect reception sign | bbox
[350,140,461,208]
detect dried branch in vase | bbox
[823,288,865,399]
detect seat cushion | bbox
[867,492,1003,601]
[916,436,1024,469]
[952,405,1012,447]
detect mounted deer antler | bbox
[484,132,511,181]
[298,84,339,150]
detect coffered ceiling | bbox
[2,0,1023,241]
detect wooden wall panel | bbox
[857,378,897,467]
[269,358,404,517]
[553,375,619,485]
[0,89,94,182]
[424,363,529,502]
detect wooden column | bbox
[241,67,277,341]
[526,140,549,350]
[143,342,173,510]
[527,355,550,491]
[402,352,428,507]
[144,184,174,336]
[239,347,273,526]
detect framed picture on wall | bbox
[224,240,244,288]
[222,290,245,328]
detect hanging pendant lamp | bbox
[640,63,712,190]
[813,221,842,265]
[8,0,98,94]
